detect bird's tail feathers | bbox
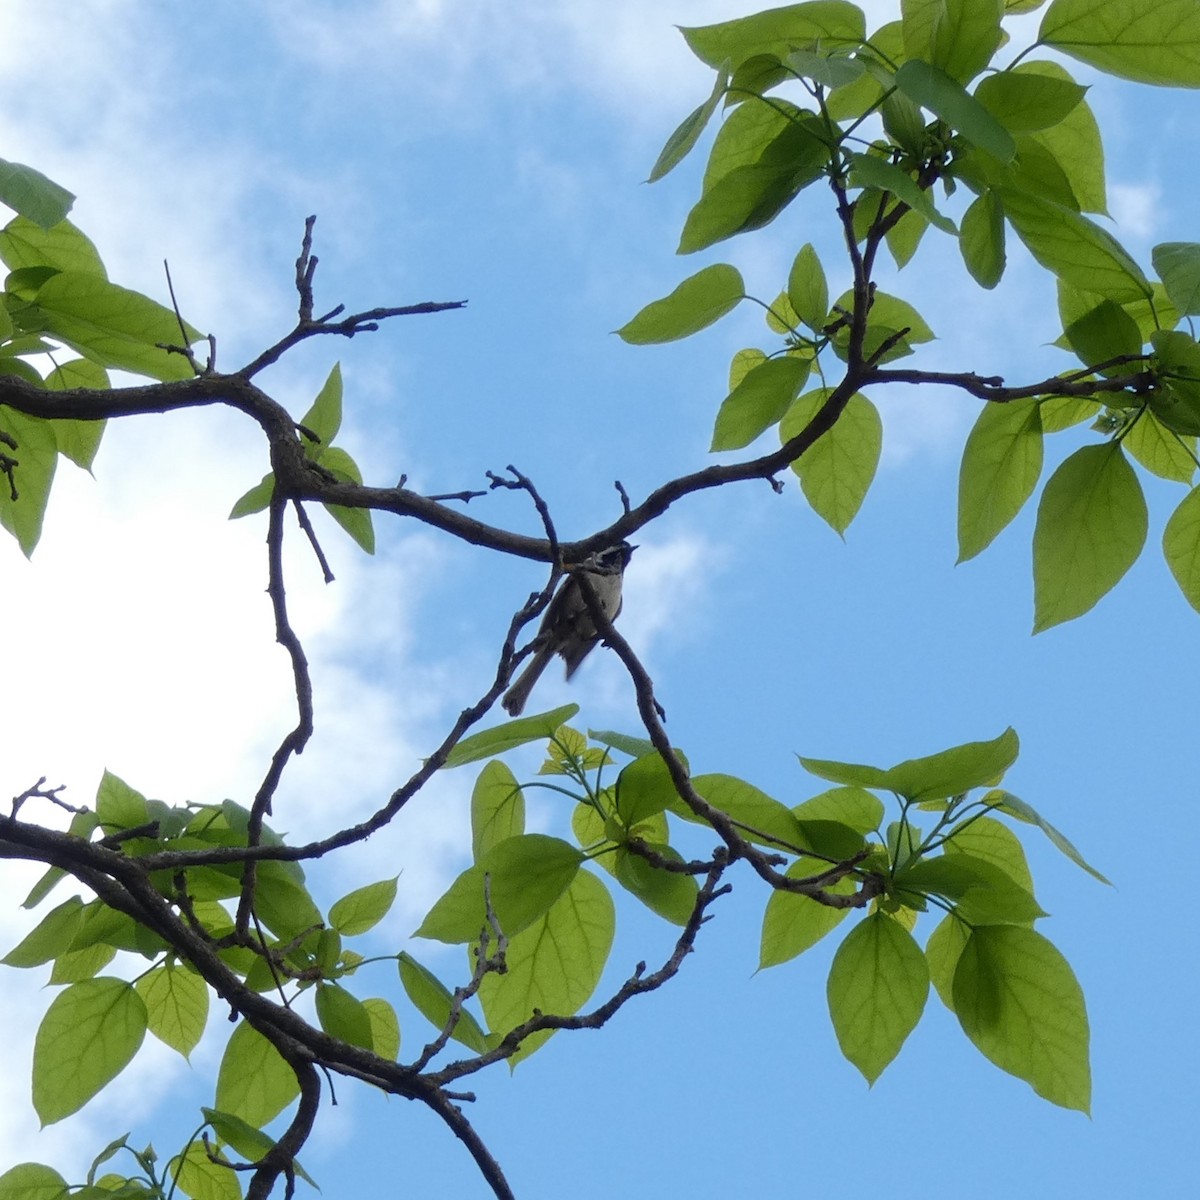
[501,643,556,717]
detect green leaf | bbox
[711,355,809,451]
[478,868,615,1067]
[765,291,801,334]
[314,928,343,976]
[329,877,398,936]
[785,47,866,87]
[680,125,828,253]
[299,362,342,447]
[0,160,74,229]
[881,89,928,157]
[133,964,209,1059]
[614,751,683,827]
[1032,442,1148,631]
[229,472,275,519]
[398,951,489,1053]
[1153,241,1200,315]
[203,1107,275,1165]
[7,264,59,303]
[759,861,853,967]
[953,925,1091,1112]
[728,53,792,101]
[1123,413,1196,483]
[613,843,698,925]
[1062,298,1143,370]
[780,389,882,534]
[898,853,1046,924]
[202,1108,318,1186]
[318,448,375,552]
[616,264,744,344]
[0,1163,69,1200]
[895,59,1014,160]
[3,896,85,966]
[0,356,46,388]
[826,912,929,1083]
[1115,282,1180,345]
[825,62,888,122]
[0,405,57,556]
[48,942,116,986]
[589,728,656,759]
[1039,0,1200,87]
[443,705,579,767]
[648,67,728,182]
[796,818,867,860]
[926,912,972,1011]
[847,153,957,233]
[687,773,805,848]
[1164,482,1200,611]
[1150,329,1200,435]
[571,800,615,859]
[21,869,68,911]
[884,208,928,268]
[1020,62,1106,213]
[729,347,768,390]
[32,272,200,382]
[703,97,804,190]
[985,789,1111,883]
[23,814,96,911]
[953,876,1048,926]
[793,785,885,835]
[798,753,892,790]
[902,0,1003,82]
[957,398,1043,561]
[169,1142,241,1200]
[887,728,1020,802]
[215,1020,301,1127]
[86,1134,131,1187]
[999,190,1149,302]
[363,998,401,1061]
[315,983,375,1051]
[1039,394,1100,432]
[787,243,829,330]
[1004,133,1084,211]
[44,358,108,470]
[254,868,323,941]
[681,3,868,70]
[32,978,148,1123]
[892,853,993,900]
[471,760,525,860]
[95,769,151,834]
[944,815,1036,894]
[974,68,1086,131]
[0,216,105,277]
[414,834,584,943]
[828,288,934,346]
[959,191,1006,288]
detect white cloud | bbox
[0,4,488,1169]
[1109,182,1161,242]
[269,0,900,127]
[621,532,721,652]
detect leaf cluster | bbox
[623,0,1200,625]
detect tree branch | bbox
[868,360,1153,402]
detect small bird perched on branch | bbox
[501,541,636,717]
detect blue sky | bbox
[0,2,1196,1197]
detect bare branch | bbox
[869,361,1154,403]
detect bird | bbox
[501,541,636,717]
